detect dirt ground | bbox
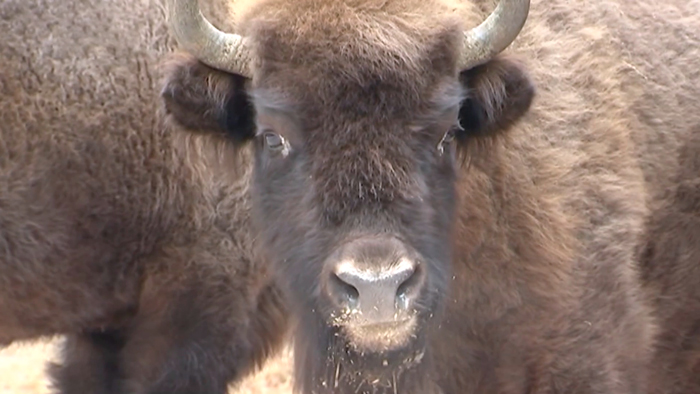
[0,338,294,394]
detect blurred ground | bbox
[0,338,294,394]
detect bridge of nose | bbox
[335,259,414,285]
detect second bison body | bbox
[1,0,286,393]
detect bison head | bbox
[162,0,533,391]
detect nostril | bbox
[396,264,423,310]
[329,272,360,308]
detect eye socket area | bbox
[263,131,284,149]
[437,126,460,155]
[260,129,290,156]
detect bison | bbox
[161,0,700,393]
[0,0,288,393]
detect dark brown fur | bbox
[0,0,287,393]
[639,127,700,394]
[162,0,700,393]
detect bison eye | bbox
[437,128,456,156]
[262,131,289,156]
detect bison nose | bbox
[326,239,424,324]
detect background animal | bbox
[162,0,700,393]
[0,0,288,393]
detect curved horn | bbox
[459,0,530,70]
[167,0,253,77]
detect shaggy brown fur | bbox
[639,127,700,394]
[162,0,700,393]
[0,0,287,393]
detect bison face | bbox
[248,84,462,356]
[162,51,533,386]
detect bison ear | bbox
[160,52,256,143]
[456,56,534,141]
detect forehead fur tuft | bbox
[230,0,483,115]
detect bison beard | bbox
[292,310,437,394]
